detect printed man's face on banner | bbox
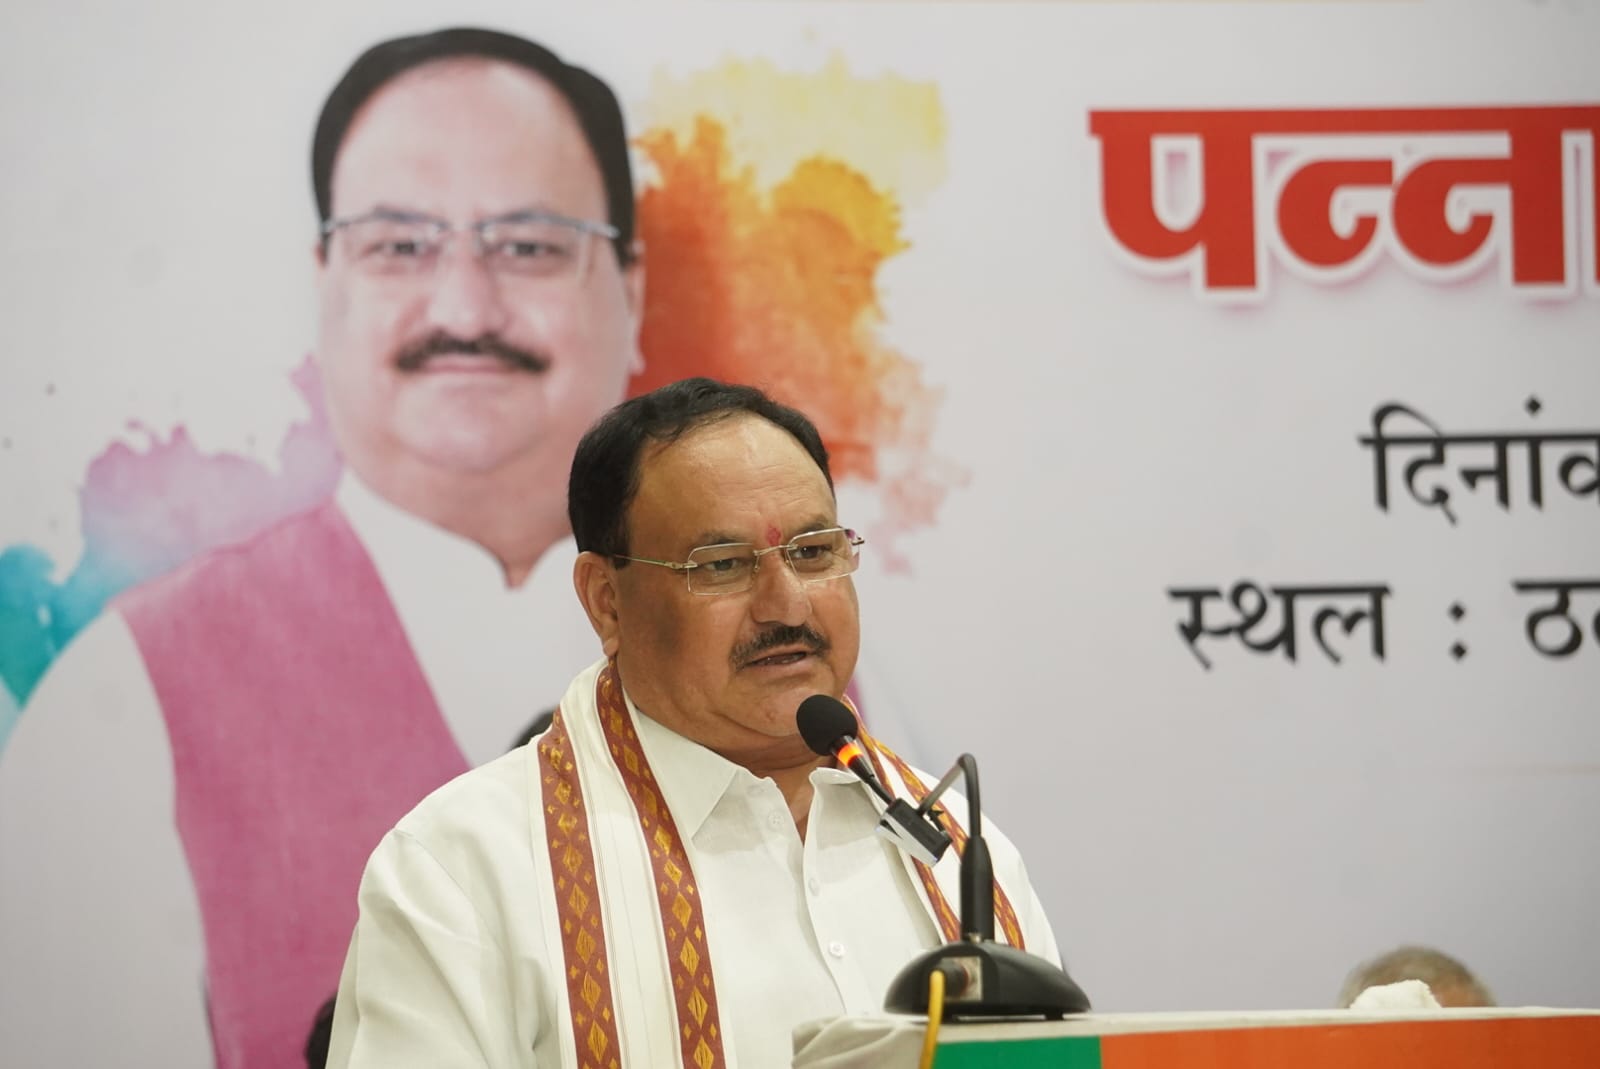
[315,58,642,486]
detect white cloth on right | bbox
[328,658,1061,1069]
[1347,979,1443,1010]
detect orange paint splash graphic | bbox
[632,58,965,571]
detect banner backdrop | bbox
[1,0,1596,1063]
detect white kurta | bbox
[0,474,599,1067]
[327,660,1060,1069]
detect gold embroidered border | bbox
[538,713,623,1069]
[594,664,726,1069]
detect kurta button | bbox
[767,812,785,829]
[807,877,821,895]
[828,941,846,958]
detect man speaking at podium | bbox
[326,379,1062,1068]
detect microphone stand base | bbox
[884,941,1091,1020]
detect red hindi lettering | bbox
[1277,159,1393,269]
[1090,105,1600,295]
[1089,110,1260,290]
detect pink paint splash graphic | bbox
[0,359,340,735]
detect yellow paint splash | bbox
[642,54,947,203]
[633,56,963,569]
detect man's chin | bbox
[737,658,838,715]
[390,434,548,478]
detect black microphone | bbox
[797,695,895,800]
[796,695,952,866]
[881,751,1092,1020]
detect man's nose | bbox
[749,553,810,627]
[424,241,512,339]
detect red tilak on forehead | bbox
[764,525,783,547]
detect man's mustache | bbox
[394,332,551,375]
[731,625,830,668]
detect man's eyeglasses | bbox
[616,527,865,596]
[321,208,618,282]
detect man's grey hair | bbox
[1338,945,1495,1008]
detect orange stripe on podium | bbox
[1099,1015,1600,1068]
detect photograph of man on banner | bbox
[0,27,647,1067]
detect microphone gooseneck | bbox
[954,754,994,943]
[880,750,1092,1019]
[794,694,1088,1017]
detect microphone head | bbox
[796,694,858,756]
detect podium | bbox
[791,1007,1600,1068]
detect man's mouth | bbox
[744,648,813,669]
[733,625,830,671]
[409,352,521,374]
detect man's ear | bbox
[621,242,646,374]
[573,551,622,658]
[622,240,645,312]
